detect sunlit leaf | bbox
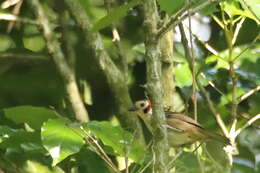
[221,1,259,23]
[0,34,15,52]
[239,0,260,23]
[173,63,192,87]
[41,119,84,166]
[80,80,93,105]
[23,36,46,52]
[85,121,145,163]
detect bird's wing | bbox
[165,112,205,129]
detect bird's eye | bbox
[140,103,145,107]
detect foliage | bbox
[0,0,259,173]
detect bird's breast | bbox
[168,130,199,147]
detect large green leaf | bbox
[3,106,58,130]
[92,0,140,32]
[41,119,84,166]
[85,121,145,163]
[0,126,45,154]
[76,148,113,173]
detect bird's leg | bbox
[191,142,204,154]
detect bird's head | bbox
[128,99,153,122]
[129,99,152,114]
[128,99,153,132]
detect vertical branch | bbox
[160,30,175,110]
[29,0,89,122]
[142,0,169,172]
[220,4,238,145]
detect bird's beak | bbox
[128,105,138,111]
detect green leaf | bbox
[173,63,193,87]
[24,160,65,173]
[239,0,260,23]
[0,34,15,52]
[0,125,17,144]
[76,148,113,173]
[157,0,186,15]
[3,106,58,130]
[23,36,46,52]
[221,1,259,23]
[92,0,140,32]
[23,25,40,36]
[206,55,229,69]
[205,44,260,69]
[219,87,245,106]
[41,119,84,166]
[0,127,44,154]
[85,121,145,163]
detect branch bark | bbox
[160,30,175,110]
[64,0,145,144]
[29,0,89,122]
[142,0,169,172]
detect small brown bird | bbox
[129,99,230,147]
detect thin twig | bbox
[166,150,183,170]
[0,53,49,61]
[0,13,39,25]
[187,2,197,121]
[232,17,246,45]
[80,126,121,173]
[234,114,260,138]
[137,159,153,173]
[157,0,219,39]
[238,86,260,103]
[233,33,260,61]
[1,0,21,9]
[6,0,23,33]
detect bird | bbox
[129,99,230,147]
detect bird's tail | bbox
[204,131,230,145]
